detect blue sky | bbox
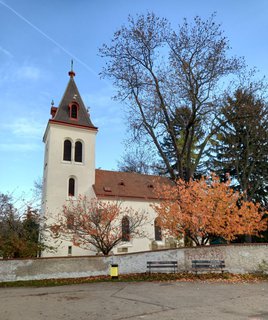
[1,0,268,203]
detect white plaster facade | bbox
[42,122,97,257]
[41,72,171,257]
[101,198,164,255]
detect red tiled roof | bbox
[94,169,172,200]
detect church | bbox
[41,69,174,257]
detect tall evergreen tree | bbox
[0,193,47,258]
[210,88,268,206]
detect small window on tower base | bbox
[68,246,72,255]
[68,178,75,197]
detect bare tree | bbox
[50,196,148,255]
[118,143,157,174]
[100,13,244,181]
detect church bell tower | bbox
[41,69,98,256]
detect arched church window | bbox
[75,141,83,162]
[122,216,130,242]
[71,104,78,119]
[63,139,72,161]
[68,178,75,197]
[154,218,162,241]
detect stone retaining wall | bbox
[0,244,267,282]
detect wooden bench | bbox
[147,261,178,274]
[191,260,226,274]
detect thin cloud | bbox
[83,92,114,108]
[0,46,13,58]
[0,62,43,84]
[94,115,123,127]
[83,91,124,128]
[0,0,101,80]
[3,118,44,138]
[0,142,41,152]
[16,66,41,81]
[82,84,118,110]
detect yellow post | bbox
[110,264,119,279]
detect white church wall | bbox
[41,74,173,258]
[43,123,97,202]
[41,122,97,257]
[41,119,172,257]
[42,196,162,257]
[105,198,162,255]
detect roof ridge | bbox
[57,77,73,111]
[95,168,170,179]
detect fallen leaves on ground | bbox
[0,272,267,288]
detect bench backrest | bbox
[147,261,177,266]
[192,260,225,268]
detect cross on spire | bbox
[68,59,75,78]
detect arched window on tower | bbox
[63,139,72,161]
[68,178,75,197]
[71,104,78,119]
[75,141,83,162]
[154,218,162,241]
[122,216,130,242]
[69,103,79,120]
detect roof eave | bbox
[49,119,98,132]
[95,193,160,201]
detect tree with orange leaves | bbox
[153,175,267,246]
[50,196,147,255]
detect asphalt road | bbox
[1,281,268,320]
